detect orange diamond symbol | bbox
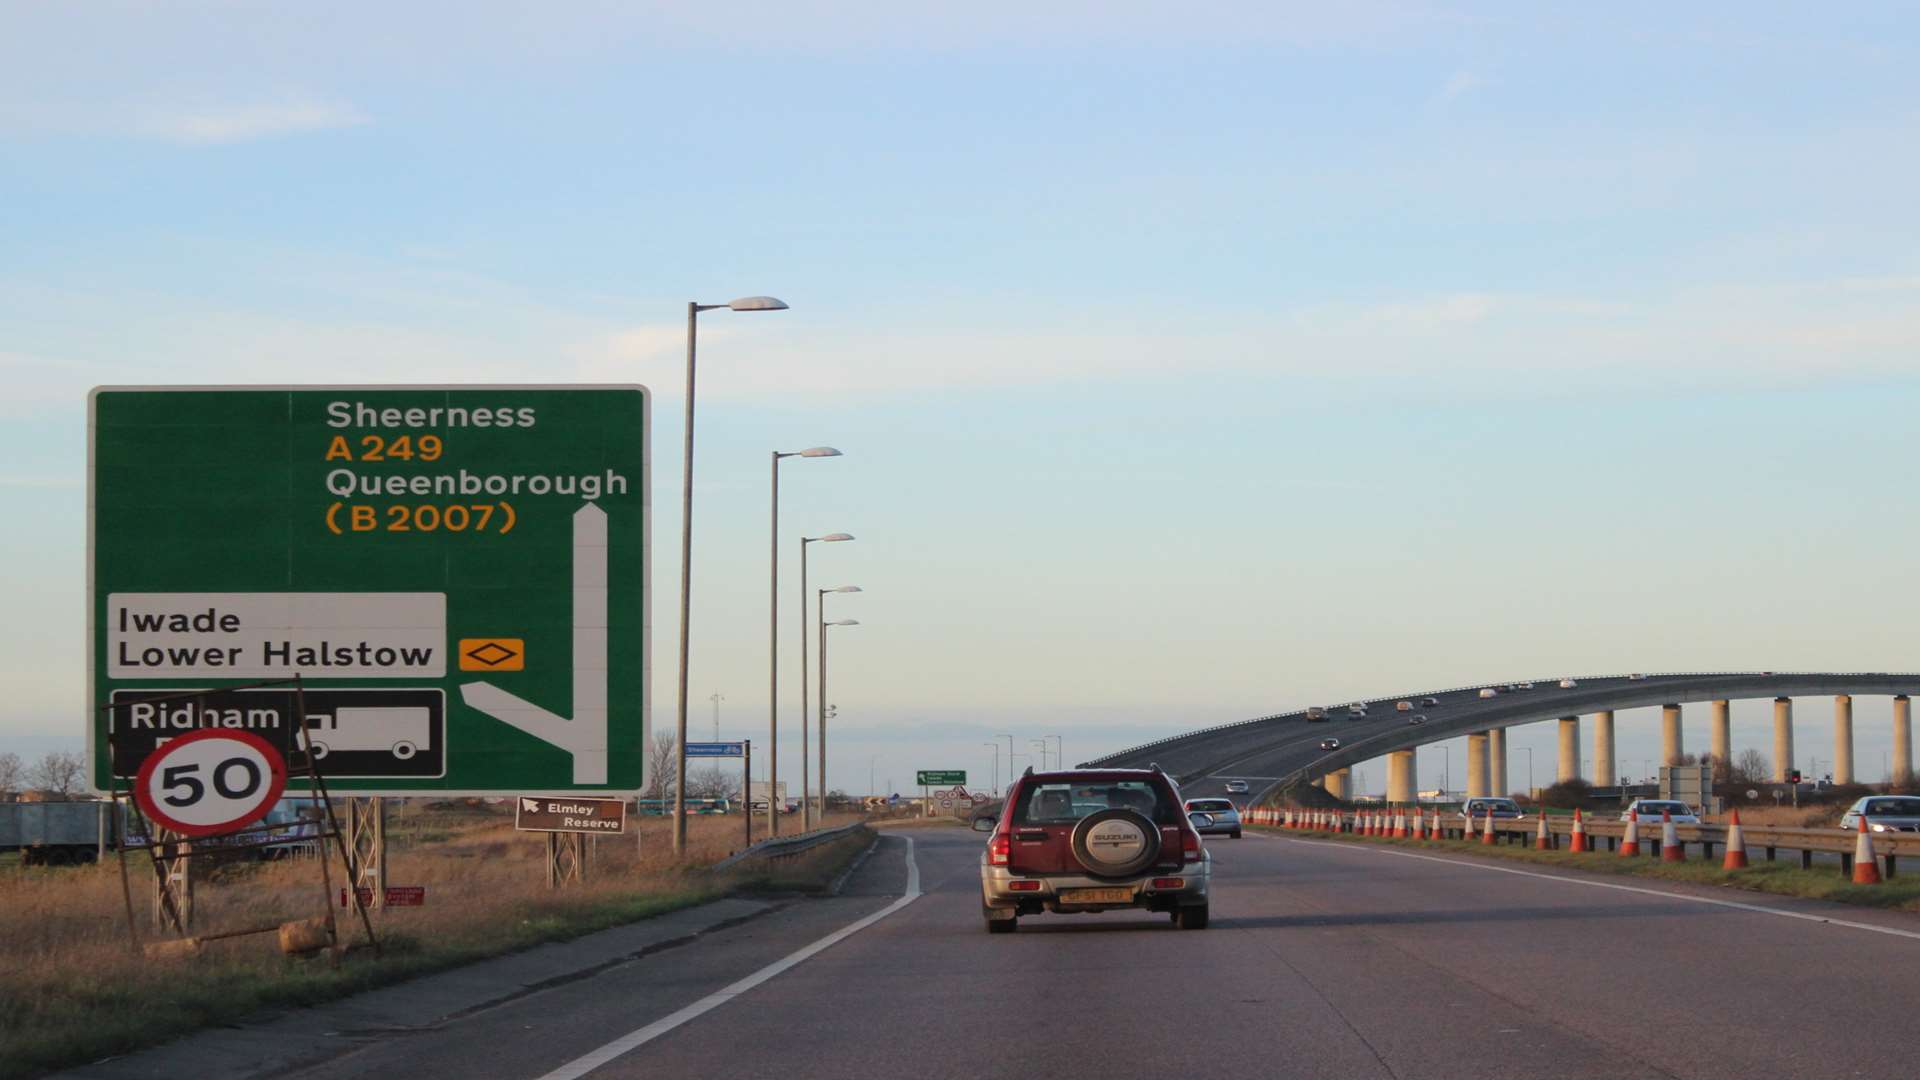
[459,638,524,671]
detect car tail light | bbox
[989,832,1010,866]
[1008,880,1040,892]
[1151,877,1184,889]
[1182,829,1202,863]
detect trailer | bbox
[0,801,119,865]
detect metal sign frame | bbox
[98,676,378,953]
[87,384,651,797]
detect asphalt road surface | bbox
[276,827,1920,1080]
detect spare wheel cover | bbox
[1071,808,1160,878]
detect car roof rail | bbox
[1022,765,1033,777]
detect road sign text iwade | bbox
[515,795,627,834]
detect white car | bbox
[1558,678,1578,688]
[1621,799,1699,824]
[1420,697,1440,707]
[1628,673,1647,681]
[1478,688,1499,699]
[1224,780,1250,794]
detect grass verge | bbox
[1,809,871,1080]
[1253,826,1920,911]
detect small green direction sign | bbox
[89,386,649,796]
[916,770,965,785]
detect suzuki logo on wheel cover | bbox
[1088,822,1146,862]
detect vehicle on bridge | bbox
[1319,738,1340,750]
[1838,796,1920,833]
[1224,779,1249,794]
[1306,707,1328,721]
[976,767,1211,933]
[1184,798,1242,839]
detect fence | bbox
[1241,807,1920,878]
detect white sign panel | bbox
[108,592,446,678]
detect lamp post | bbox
[1520,746,1534,798]
[798,533,853,830]
[1048,735,1064,770]
[818,586,862,822]
[998,734,1018,781]
[1030,739,1049,772]
[984,742,1000,796]
[675,295,787,857]
[768,447,841,839]
[818,614,859,818]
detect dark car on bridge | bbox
[976,767,1211,933]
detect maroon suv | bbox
[975,767,1212,933]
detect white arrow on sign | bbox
[521,798,542,813]
[461,503,610,785]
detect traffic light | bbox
[1788,770,1803,784]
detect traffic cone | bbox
[1481,807,1496,845]
[1723,809,1749,870]
[1619,810,1640,857]
[1536,811,1553,850]
[1853,816,1882,885]
[1569,808,1590,853]
[1392,808,1405,838]
[1661,810,1685,862]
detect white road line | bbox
[533,836,922,1080]
[1271,834,1920,943]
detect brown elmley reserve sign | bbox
[515,795,627,834]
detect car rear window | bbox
[1016,780,1178,825]
[1187,799,1234,812]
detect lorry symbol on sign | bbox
[303,706,433,760]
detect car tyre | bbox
[1231,829,1242,839]
[1176,903,1210,930]
[1069,808,1161,878]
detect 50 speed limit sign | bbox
[133,729,289,837]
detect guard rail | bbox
[712,821,869,870]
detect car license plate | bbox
[1059,887,1133,904]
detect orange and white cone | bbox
[1393,808,1407,838]
[1661,810,1685,862]
[1723,809,1749,870]
[1854,816,1882,885]
[1569,808,1590,853]
[1619,810,1640,856]
[1481,807,1497,845]
[1535,811,1553,850]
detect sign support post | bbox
[744,739,752,849]
[150,829,193,933]
[345,798,387,913]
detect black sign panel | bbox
[107,688,446,780]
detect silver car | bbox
[1184,798,1242,839]
[1621,799,1699,824]
[1839,795,1920,833]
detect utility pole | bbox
[709,691,724,741]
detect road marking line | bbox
[1274,834,1920,943]
[533,836,921,1080]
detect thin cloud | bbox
[0,99,367,143]
[1438,69,1486,102]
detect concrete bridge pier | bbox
[1710,700,1731,771]
[1594,711,1616,786]
[1466,732,1490,798]
[1834,695,1854,784]
[1387,749,1416,804]
[1557,716,1580,782]
[1895,695,1913,788]
[1489,728,1508,795]
[1325,768,1352,800]
[1662,703,1685,766]
[1772,697,1794,782]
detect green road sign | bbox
[89,386,649,796]
[916,770,965,785]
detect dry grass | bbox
[1706,803,1840,828]
[0,803,867,1079]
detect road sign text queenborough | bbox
[89,386,649,796]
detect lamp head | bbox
[824,585,862,594]
[828,619,860,627]
[798,447,842,458]
[727,296,789,312]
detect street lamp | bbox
[998,734,1018,781]
[675,295,788,857]
[818,586,861,823]
[1048,735,1064,770]
[818,614,859,818]
[1031,739,1049,772]
[984,742,1000,796]
[768,447,841,839]
[798,533,853,830]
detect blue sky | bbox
[4,3,1919,796]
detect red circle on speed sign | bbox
[133,729,288,837]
